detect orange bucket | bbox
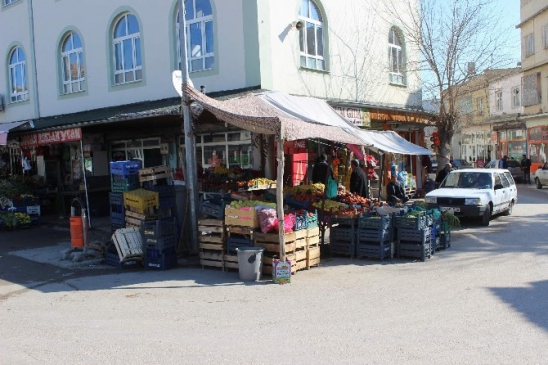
[70,216,84,248]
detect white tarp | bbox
[0,120,29,146]
[356,130,434,155]
[259,91,432,155]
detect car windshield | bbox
[440,172,493,189]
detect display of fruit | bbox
[213,166,230,175]
[337,192,370,206]
[312,199,349,212]
[247,178,276,188]
[15,212,31,224]
[229,200,276,209]
[285,183,324,196]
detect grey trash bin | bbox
[236,247,264,281]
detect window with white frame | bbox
[495,89,503,111]
[298,0,325,71]
[388,27,405,85]
[110,138,162,168]
[543,24,548,49]
[112,13,142,85]
[8,47,28,103]
[477,97,484,115]
[179,131,252,169]
[177,0,214,73]
[511,86,521,108]
[524,33,534,57]
[61,31,85,94]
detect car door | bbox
[539,167,548,185]
[493,172,507,213]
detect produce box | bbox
[124,189,159,213]
[224,206,259,228]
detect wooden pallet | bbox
[223,254,239,270]
[124,210,158,228]
[307,246,321,268]
[254,231,297,254]
[111,227,143,262]
[226,225,256,239]
[198,219,225,247]
[138,165,173,184]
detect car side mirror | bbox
[494,184,503,190]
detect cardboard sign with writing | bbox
[273,259,291,284]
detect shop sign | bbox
[333,106,371,128]
[21,128,82,148]
[293,140,306,149]
[273,259,291,284]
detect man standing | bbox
[350,160,368,198]
[312,153,334,185]
[499,155,509,169]
[521,154,531,184]
[435,163,452,187]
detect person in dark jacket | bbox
[350,159,368,198]
[521,154,531,184]
[435,163,452,187]
[500,155,509,169]
[386,175,408,205]
[312,153,334,184]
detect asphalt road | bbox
[1,184,548,364]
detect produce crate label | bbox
[273,259,291,284]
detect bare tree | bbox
[382,0,517,170]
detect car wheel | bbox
[481,205,491,226]
[504,201,513,216]
[536,178,542,189]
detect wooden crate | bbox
[124,189,159,213]
[111,227,143,262]
[124,210,158,228]
[224,206,259,228]
[138,165,173,184]
[198,219,225,248]
[223,254,239,270]
[226,225,256,239]
[199,251,224,269]
[254,231,297,254]
[307,246,321,268]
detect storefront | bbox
[527,125,548,172]
[493,121,527,161]
[460,130,491,167]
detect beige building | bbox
[517,0,548,170]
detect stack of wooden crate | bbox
[223,206,259,270]
[198,218,226,270]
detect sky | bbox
[500,0,522,66]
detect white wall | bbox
[488,72,524,116]
[257,0,422,108]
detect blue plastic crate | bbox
[330,241,354,256]
[357,228,391,243]
[111,175,140,193]
[105,251,141,269]
[330,227,355,242]
[144,247,177,270]
[397,228,429,243]
[356,242,391,261]
[285,197,310,210]
[110,160,142,176]
[397,241,431,261]
[358,214,391,230]
[141,217,176,238]
[109,192,124,206]
[226,237,254,254]
[201,200,226,219]
[394,214,427,230]
[159,196,176,209]
[143,235,176,250]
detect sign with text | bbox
[333,106,371,127]
[21,128,82,148]
[273,259,291,284]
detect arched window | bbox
[61,31,85,94]
[298,0,325,71]
[389,27,405,85]
[112,13,142,84]
[8,47,28,102]
[177,0,214,72]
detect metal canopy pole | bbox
[179,0,199,254]
[276,124,286,261]
[80,139,91,228]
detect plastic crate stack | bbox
[356,214,393,261]
[141,217,178,270]
[110,160,142,193]
[329,216,357,257]
[148,185,179,233]
[394,211,432,262]
[109,192,125,232]
[123,188,159,228]
[439,216,452,250]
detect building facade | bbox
[0,0,429,203]
[518,0,548,171]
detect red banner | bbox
[21,128,82,148]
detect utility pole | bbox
[179,0,199,254]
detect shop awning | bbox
[0,121,29,146]
[356,130,433,155]
[186,86,365,145]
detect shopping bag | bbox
[326,175,338,199]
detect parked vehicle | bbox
[534,163,548,189]
[425,168,517,226]
[450,159,472,169]
[484,159,522,182]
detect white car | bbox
[425,168,517,226]
[534,164,548,189]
